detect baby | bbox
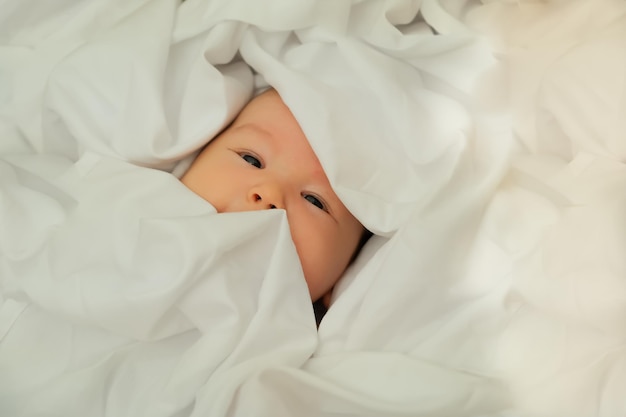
[181,89,370,310]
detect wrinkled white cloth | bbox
[1,0,626,416]
[0,153,317,416]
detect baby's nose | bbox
[252,193,279,209]
[249,186,285,210]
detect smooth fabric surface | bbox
[1,0,625,416]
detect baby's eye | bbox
[303,193,327,212]
[241,153,262,168]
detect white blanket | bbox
[0,152,321,415]
[1,0,625,416]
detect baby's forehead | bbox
[237,89,288,120]
[234,121,329,182]
[236,91,322,160]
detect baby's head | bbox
[182,89,367,303]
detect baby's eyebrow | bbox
[237,123,272,141]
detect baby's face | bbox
[182,90,364,302]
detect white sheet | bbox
[1,0,625,416]
[0,152,319,415]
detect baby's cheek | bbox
[289,220,338,299]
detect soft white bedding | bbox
[1,0,625,416]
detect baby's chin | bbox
[303,268,342,306]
